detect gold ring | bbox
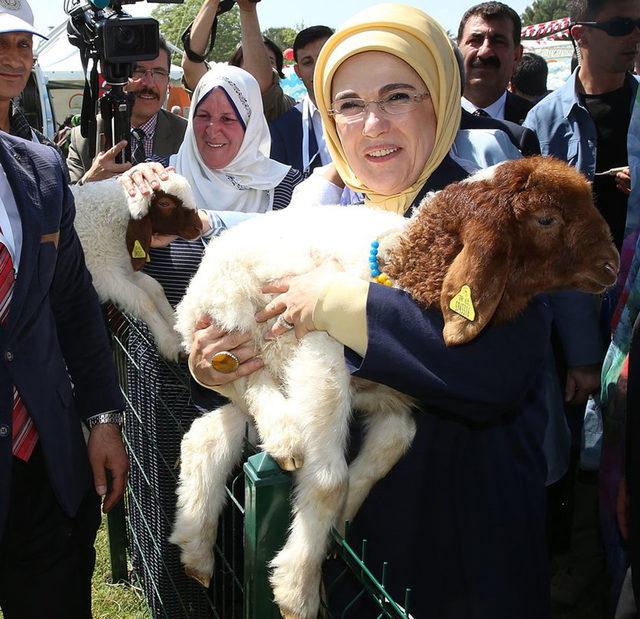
[210,351,240,374]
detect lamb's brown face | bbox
[149,191,203,240]
[557,192,620,293]
[508,159,619,295]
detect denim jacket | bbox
[523,69,639,179]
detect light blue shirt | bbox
[523,69,639,179]
[0,164,22,273]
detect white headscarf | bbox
[174,64,290,213]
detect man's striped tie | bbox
[0,238,37,461]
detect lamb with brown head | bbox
[73,172,202,359]
[386,156,619,345]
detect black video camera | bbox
[66,0,179,163]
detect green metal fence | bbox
[105,308,413,618]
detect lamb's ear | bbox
[126,215,153,271]
[127,189,151,219]
[440,227,511,346]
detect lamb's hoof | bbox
[274,454,304,471]
[279,608,303,619]
[260,430,304,471]
[185,567,211,589]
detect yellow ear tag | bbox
[131,240,146,259]
[449,285,476,321]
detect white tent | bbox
[520,17,574,90]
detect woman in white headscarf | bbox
[125,63,302,222]
[173,64,300,214]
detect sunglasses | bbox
[575,17,640,36]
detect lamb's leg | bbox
[131,270,177,325]
[269,334,352,619]
[340,386,416,531]
[169,403,254,587]
[243,369,305,472]
[95,269,181,359]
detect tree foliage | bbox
[152,0,242,64]
[262,26,297,51]
[521,0,568,25]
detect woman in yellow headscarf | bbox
[190,5,549,618]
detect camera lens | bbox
[116,26,138,48]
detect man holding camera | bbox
[67,36,187,184]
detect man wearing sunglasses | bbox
[66,36,187,185]
[524,0,640,613]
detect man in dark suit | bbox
[67,37,187,184]
[269,26,334,176]
[458,2,534,125]
[0,131,127,617]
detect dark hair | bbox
[567,0,610,22]
[158,35,171,71]
[511,52,548,96]
[293,25,334,63]
[458,2,522,46]
[229,37,285,79]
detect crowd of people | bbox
[0,0,640,617]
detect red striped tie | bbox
[0,239,37,461]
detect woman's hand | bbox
[255,264,340,340]
[190,315,263,387]
[119,162,174,198]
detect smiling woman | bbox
[172,64,300,214]
[192,89,246,171]
[329,51,437,197]
[187,4,555,618]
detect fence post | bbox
[107,500,129,583]
[243,451,292,618]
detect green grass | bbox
[92,515,151,619]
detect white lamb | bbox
[72,173,202,360]
[171,157,620,619]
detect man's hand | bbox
[615,167,631,195]
[80,140,133,184]
[236,0,258,12]
[565,364,601,406]
[87,423,129,513]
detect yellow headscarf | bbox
[314,3,461,214]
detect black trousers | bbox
[0,444,101,619]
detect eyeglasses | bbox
[328,91,430,120]
[131,68,169,81]
[574,18,640,37]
